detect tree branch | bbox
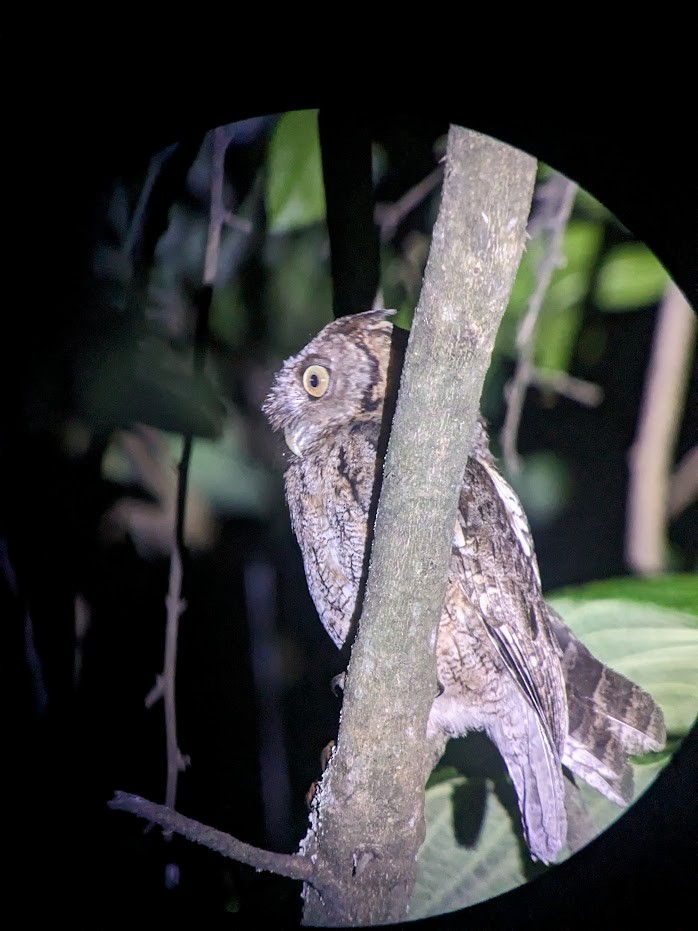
[204,124,237,286]
[145,132,228,816]
[501,174,578,474]
[510,366,603,408]
[626,282,696,573]
[374,163,445,243]
[108,792,313,882]
[300,126,537,927]
[668,444,698,519]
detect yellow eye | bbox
[302,364,330,398]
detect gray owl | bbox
[263,309,666,863]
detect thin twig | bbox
[668,445,698,519]
[144,128,232,817]
[108,792,314,882]
[523,367,604,407]
[626,283,696,573]
[124,143,179,258]
[223,209,253,234]
[204,125,237,285]
[500,175,578,473]
[374,164,445,243]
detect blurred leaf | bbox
[573,185,614,222]
[265,110,326,233]
[209,280,247,349]
[499,220,603,373]
[264,226,333,354]
[594,243,668,310]
[170,421,273,517]
[505,451,572,524]
[412,577,697,919]
[551,574,698,616]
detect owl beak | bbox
[284,427,303,458]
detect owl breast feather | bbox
[284,424,379,650]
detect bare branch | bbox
[222,208,253,233]
[669,444,698,519]
[108,792,314,883]
[204,124,238,286]
[144,130,231,817]
[626,283,696,573]
[501,175,578,473]
[521,367,603,407]
[374,164,445,243]
[124,143,179,258]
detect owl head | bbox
[263,309,397,459]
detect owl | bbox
[263,308,666,863]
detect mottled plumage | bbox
[263,309,665,862]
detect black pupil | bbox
[310,373,319,388]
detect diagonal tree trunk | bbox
[299,125,537,926]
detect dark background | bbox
[5,85,697,929]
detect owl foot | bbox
[305,740,337,810]
[321,739,336,770]
[305,781,320,810]
[331,672,346,696]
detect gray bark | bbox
[300,126,537,926]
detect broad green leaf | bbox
[551,573,698,616]
[265,110,326,233]
[413,773,533,920]
[594,242,668,310]
[412,576,697,920]
[412,755,671,922]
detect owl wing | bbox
[456,457,568,758]
[324,422,381,590]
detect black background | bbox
[6,75,697,930]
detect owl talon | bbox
[320,739,336,771]
[305,740,337,809]
[331,672,346,696]
[305,781,320,810]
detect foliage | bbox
[57,112,693,920]
[265,110,326,233]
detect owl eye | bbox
[302,364,330,398]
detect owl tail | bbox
[490,704,568,863]
[547,608,666,807]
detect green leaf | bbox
[265,110,326,233]
[413,773,531,920]
[499,220,603,374]
[550,573,698,617]
[594,243,668,310]
[412,575,697,920]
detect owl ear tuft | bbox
[352,308,397,328]
[322,308,397,343]
[366,307,397,320]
